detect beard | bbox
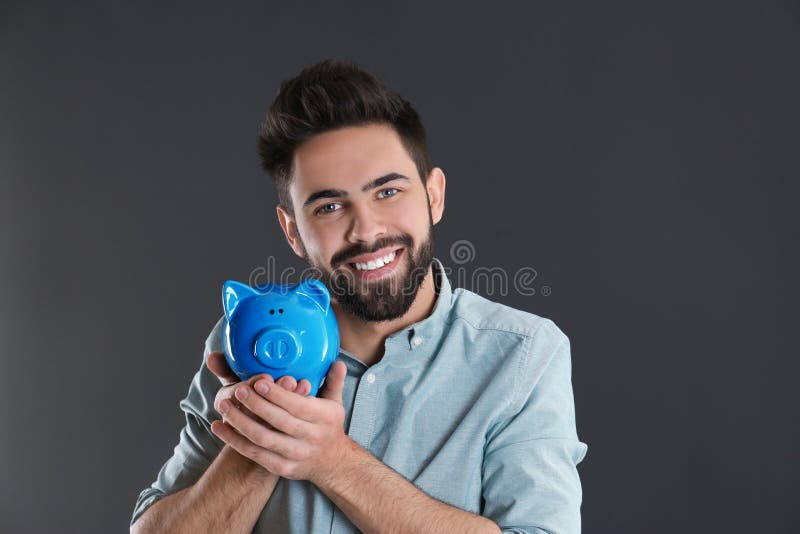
[298,221,435,323]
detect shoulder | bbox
[447,288,572,397]
[447,288,574,424]
[448,287,568,346]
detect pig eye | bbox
[278,308,284,314]
[269,309,275,315]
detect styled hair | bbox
[257,59,433,214]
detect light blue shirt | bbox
[131,257,588,533]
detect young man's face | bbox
[276,123,446,322]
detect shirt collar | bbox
[385,256,453,350]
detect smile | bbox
[346,248,404,279]
[352,249,396,271]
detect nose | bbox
[254,327,300,368]
[346,203,386,244]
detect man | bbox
[131,59,588,534]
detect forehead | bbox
[289,123,418,200]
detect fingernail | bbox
[235,386,249,401]
[218,400,230,415]
[255,381,270,395]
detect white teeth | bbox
[354,250,396,271]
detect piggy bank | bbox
[221,278,340,397]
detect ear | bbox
[276,204,307,259]
[295,278,331,314]
[426,167,446,225]
[222,280,256,320]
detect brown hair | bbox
[257,59,433,214]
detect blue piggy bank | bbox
[221,278,340,397]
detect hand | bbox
[205,351,312,421]
[210,360,349,485]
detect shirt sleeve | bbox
[130,315,227,529]
[481,319,588,534]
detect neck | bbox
[331,264,438,367]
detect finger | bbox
[215,374,268,416]
[276,376,291,390]
[260,376,294,428]
[213,375,284,433]
[237,381,315,435]
[319,361,347,404]
[280,376,311,396]
[216,400,301,459]
[296,379,311,397]
[206,352,238,385]
[277,375,297,391]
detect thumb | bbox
[319,360,347,403]
[206,351,238,385]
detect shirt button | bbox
[411,336,423,347]
[366,373,376,384]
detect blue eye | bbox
[315,202,341,215]
[378,187,399,199]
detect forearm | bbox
[132,445,278,534]
[314,438,500,534]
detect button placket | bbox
[346,366,381,449]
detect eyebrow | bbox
[302,172,410,209]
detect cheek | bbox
[302,224,341,260]
[399,200,431,231]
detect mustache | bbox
[332,234,414,267]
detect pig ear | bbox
[222,280,256,320]
[295,278,331,313]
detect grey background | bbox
[2,1,798,533]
